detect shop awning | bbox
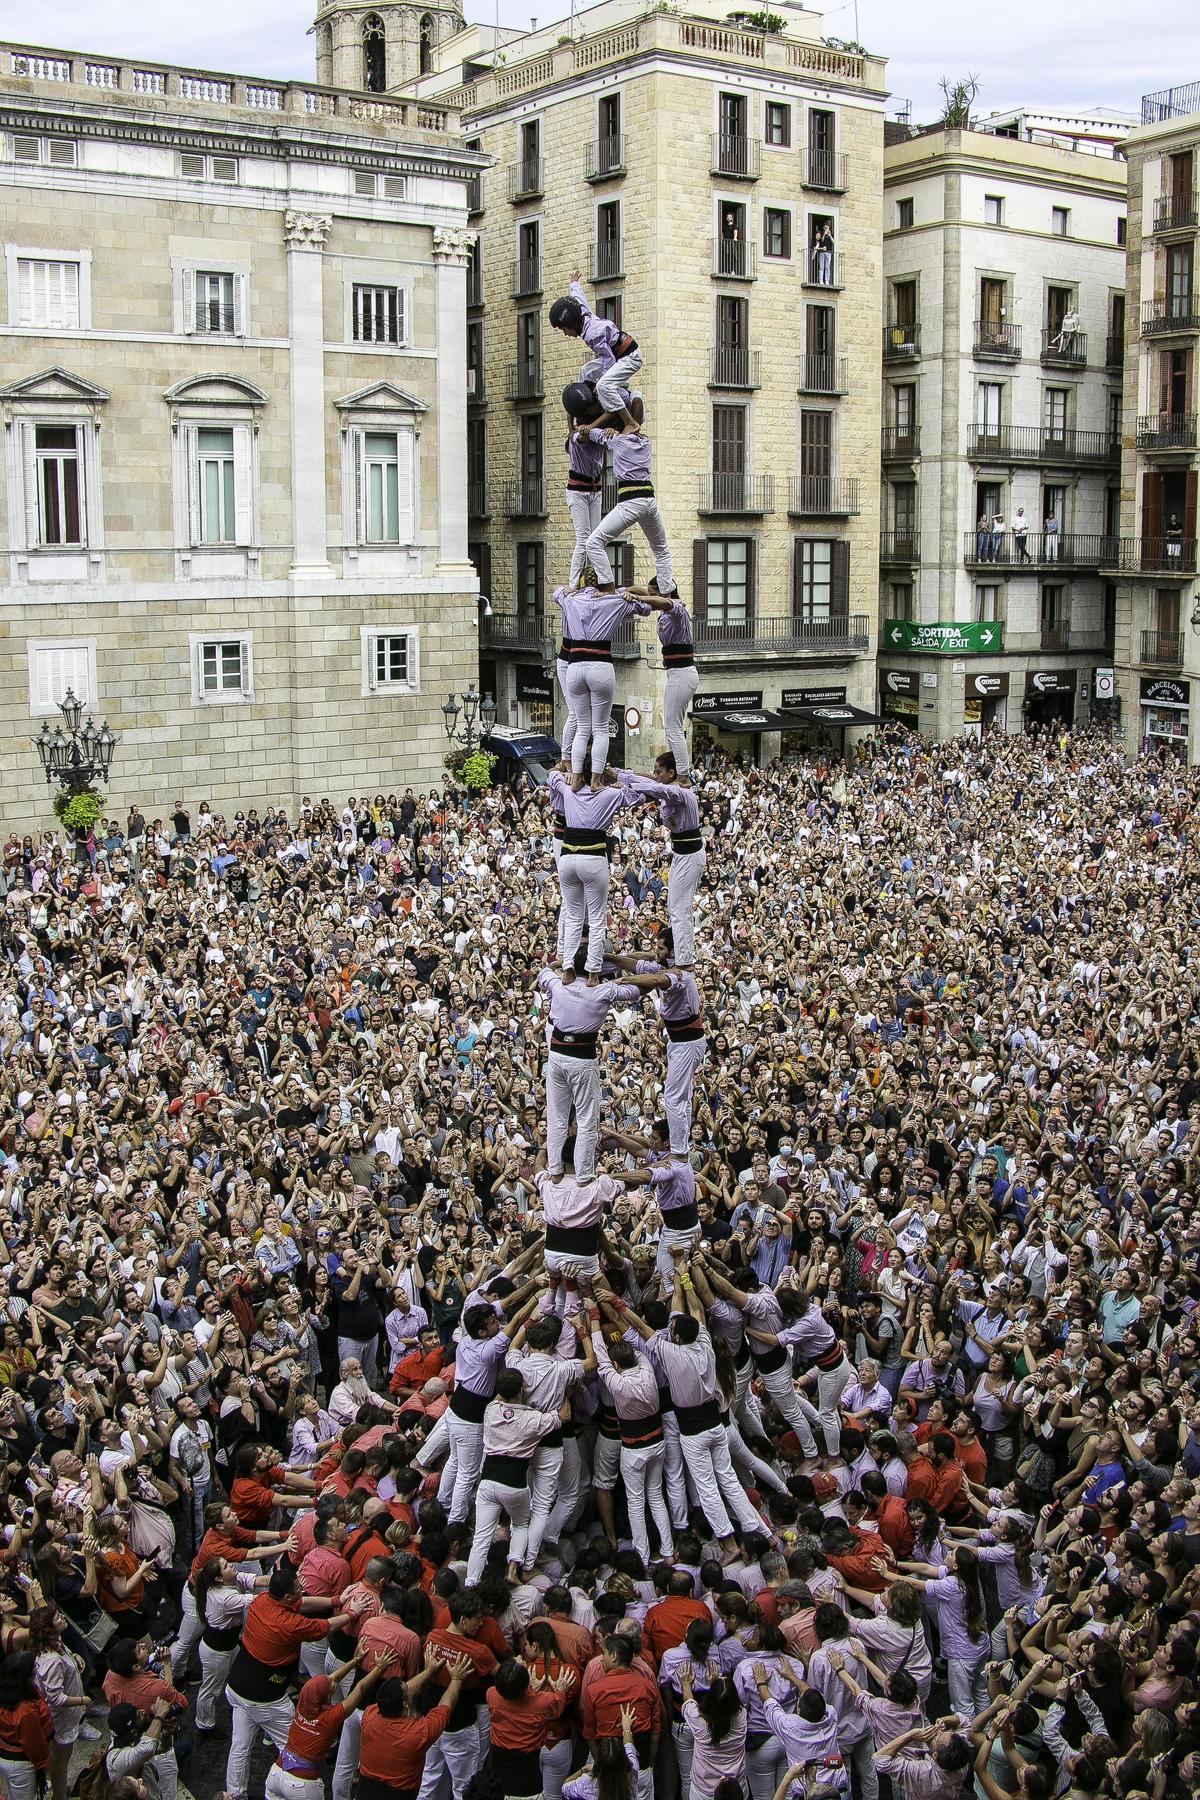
[691,706,790,731]
[782,702,883,727]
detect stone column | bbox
[284,209,333,578]
[431,224,476,575]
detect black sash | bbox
[202,1621,241,1652]
[546,1221,601,1255]
[450,1384,492,1424]
[616,480,655,502]
[481,1452,531,1486]
[620,1411,665,1448]
[675,1397,721,1436]
[671,830,703,854]
[563,641,613,665]
[550,1031,599,1060]
[664,1014,705,1043]
[661,1201,699,1231]
[227,1645,297,1702]
[663,646,696,668]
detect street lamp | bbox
[441,681,497,759]
[33,688,120,797]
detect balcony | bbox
[1153,191,1199,233]
[711,133,760,179]
[466,172,483,215]
[964,425,1119,466]
[507,158,543,201]
[974,320,1022,360]
[481,610,553,655]
[591,238,625,282]
[505,361,543,402]
[880,532,920,563]
[803,149,848,192]
[467,268,484,309]
[799,354,848,395]
[503,477,548,518]
[788,476,860,516]
[1105,332,1124,369]
[585,135,626,180]
[1102,537,1198,574]
[1141,629,1185,664]
[467,480,488,520]
[609,616,642,659]
[1136,411,1198,451]
[713,238,755,281]
[695,614,869,656]
[698,473,774,515]
[882,426,920,460]
[1041,326,1087,368]
[802,252,844,292]
[710,347,762,388]
[1141,298,1200,335]
[512,256,542,298]
[1039,625,1071,651]
[883,323,920,360]
[964,531,1114,570]
[466,368,485,405]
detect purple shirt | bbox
[922,1571,988,1661]
[536,968,640,1036]
[635,960,701,1024]
[657,599,694,648]
[455,1325,509,1399]
[617,771,700,834]
[650,1158,697,1218]
[552,587,650,644]
[546,771,638,832]
[587,425,652,484]
[569,278,629,367]
[777,1306,838,1362]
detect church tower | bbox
[314,2,466,93]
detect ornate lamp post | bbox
[441,682,497,760]
[32,688,119,797]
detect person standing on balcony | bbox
[976,511,993,563]
[551,584,652,788]
[990,511,1006,563]
[582,420,676,601]
[1053,304,1080,354]
[1012,507,1030,562]
[812,220,835,285]
[1043,508,1061,562]
[549,277,642,435]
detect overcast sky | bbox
[21,0,1200,121]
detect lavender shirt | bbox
[552,587,650,644]
[617,770,700,834]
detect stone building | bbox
[390,0,888,767]
[876,123,1128,738]
[1110,83,1200,762]
[0,37,482,826]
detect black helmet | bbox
[562,381,598,421]
[549,295,584,333]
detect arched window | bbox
[362,13,386,93]
[419,13,434,76]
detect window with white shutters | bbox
[195,428,236,544]
[362,628,419,695]
[27,639,95,716]
[355,428,415,546]
[33,424,83,545]
[17,258,80,327]
[194,271,237,334]
[192,635,253,702]
[353,284,404,344]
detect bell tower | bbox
[314,3,466,93]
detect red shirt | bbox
[346,1528,392,1582]
[359,1705,450,1787]
[642,1595,709,1665]
[825,1527,889,1595]
[284,1701,345,1767]
[358,1615,421,1679]
[486,1687,566,1752]
[581,1666,661,1740]
[528,1615,595,1666]
[0,1697,54,1769]
[475,1615,511,1663]
[903,1457,937,1504]
[231,1467,287,1526]
[241,1594,329,1667]
[929,1459,968,1520]
[389,1346,446,1394]
[102,1671,188,1714]
[873,1495,916,1560]
[954,1436,988,1487]
[425,1628,498,1695]
[299,1546,352,1600]
[190,1524,260,1583]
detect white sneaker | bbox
[79,1723,101,1741]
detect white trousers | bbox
[0,1760,38,1800]
[170,1581,202,1678]
[727,1417,790,1496]
[556,657,576,768]
[226,1689,294,1800]
[668,849,705,966]
[663,666,700,773]
[812,1354,853,1456]
[656,1222,702,1285]
[620,1438,675,1564]
[466,1477,530,1584]
[663,1411,690,1529]
[415,1408,451,1473]
[593,1432,622,1491]
[558,851,610,971]
[546,1050,601,1179]
[416,1721,481,1800]
[544,1249,600,1294]
[596,348,644,415]
[664,1036,705,1154]
[747,1735,785,1800]
[541,1735,573,1800]
[265,1768,324,1800]
[330,1699,361,1800]
[526,1440,563,1567]
[587,495,673,593]
[440,1413,485,1524]
[561,661,617,775]
[679,1423,761,1539]
[567,490,602,584]
[544,1435,586,1540]
[758,1358,819,1456]
[672,1719,696,1800]
[197,1639,237,1729]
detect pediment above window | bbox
[335,380,428,414]
[0,367,110,405]
[162,374,269,407]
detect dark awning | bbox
[782,702,883,727]
[691,707,790,731]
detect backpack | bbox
[73,1746,108,1800]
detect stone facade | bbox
[0,41,484,826]
[878,128,1127,739]
[397,4,888,766]
[1111,98,1200,764]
